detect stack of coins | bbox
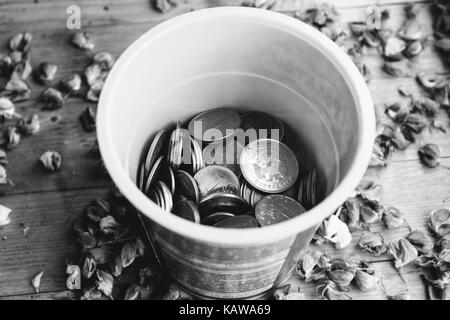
[137,108,317,229]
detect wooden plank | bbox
[0,187,109,296]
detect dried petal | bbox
[76,230,97,249]
[92,52,115,70]
[39,87,64,110]
[358,232,387,256]
[388,238,418,268]
[0,204,12,226]
[323,215,352,249]
[338,197,361,230]
[84,63,104,86]
[89,247,113,265]
[273,284,290,300]
[424,271,450,290]
[382,62,409,77]
[438,234,450,250]
[70,31,95,50]
[86,80,104,102]
[407,230,434,255]
[382,207,405,229]
[321,281,352,300]
[95,269,114,297]
[81,255,96,279]
[418,144,441,168]
[429,208,450,237]
[121,241,137,268]
[18,114,40,136]
[161,284,180,300]
[34,62,58,85]
[80,285,103,300]
[109,255,122,277]
[40,150,62,172]
[0,97,16,118]
[31,271,44,293]
[60,73,82,93]
[4,126,21,150]
[66,264,81,290]
[360,205,381,224]
[403,113,427,134]
[355,270,380,291]
[79,107,96,132]
[124,284,141,300]
[383,37,407,61]
[99,215,119,234]
[4,74,31,102]
[9,32,32,52]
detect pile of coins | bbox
[136,108,317,229]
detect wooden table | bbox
[0,0,448,300]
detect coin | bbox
[188,108,241,142]
[194,165,240,199]
[157,181,173,212]
[159,164,175,195]
[213,215,260,228]
[203,138,244,177]
[175,170,200,204]
[298,169,316,210]
[144,155,164,194]
[240,111,272,134]
[143,129,170,175]
[240,138,299,193]
[191,137,205,174]
[172,197,200,223]
[198,192,252,218]
[167,123,186,170]
[202,212,235,226]
[255,195,306,226]
[250,188,265,208]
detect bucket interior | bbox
[105,12,360,221]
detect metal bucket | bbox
[97,7,375,299]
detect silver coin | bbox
[191,137,205,174]
[199,192,252,218]
[202,212,235,226]
[298,169,317,210]
[250,188,265,208]
[159,164,176,195]
[167,123,188,170]
[194,165,240,199]
[213,215,260,229]
[203,138,244,177]
[143,129,170,175]
[144,155,164,194]
[255,195,306,226]
[172,197,200,223]
[188,108,241,142]
[156,181,173,212]
[175,170,200,204]
[240,138,299,193]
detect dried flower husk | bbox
[418,144,441,168]
[9,32,32,52]
[84,63,106,86]
[414,97,440,118]
[34,62,58,85]
[79,107,96,133]
[0,97,16,118]
[95,269,114,297]
[296,250,326,282]
[18,114,40,136]
[348,21,366,37]
[66,264,81,290]
[438,234,450,250]
[273,283,290,300]
[360,205,382,225]
[323,214,352,249]
[39,87,64,110]
[404,40,424,58]
[85,198,110,222]
[434,81,450,107]
[82,254,97,279]
[86,80,104,102]
[161,284,180,300]
[391,127,409,150]
[76,230,97,249]
[347,45,371,82]
[327,268,355,287]
[338,197,361,230]
[398,85,412,97]
[383,37,407,61]
[399,19,422,42]
[99,215,119,235]
[321,281,352,300]
[424,270,450,290]
[429,208,450,237]
[81,285,103,300]
[382,61,410,77]
[70,31,95,50]
[358,231,387,256]
[124,284,141,300]
[369,142,389,167]
[9,50,23,65]
[31,271,44,293]
[4,74,31,102]
[407,230,434,255]
[121,241,137,268]
[0,204,12,226]
[438,248,450,264]
[417,72,439,89]
[40,150,62,172]
[90,247,113,265]
[12,59,32,80]
[382,207,406,229]
[388,238,419,268]
[0,54,13,76]
[93,52,115,70]
[60,73,82,93]
[415,254,439,268]
[403,113,427,134]
[0,149,7,167]
[355,269,380,291]
[109,254,122,277]
[4,126,21,150]
[0,165,7,185]
[153,0,178,13]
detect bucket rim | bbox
[97,6,375,245]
